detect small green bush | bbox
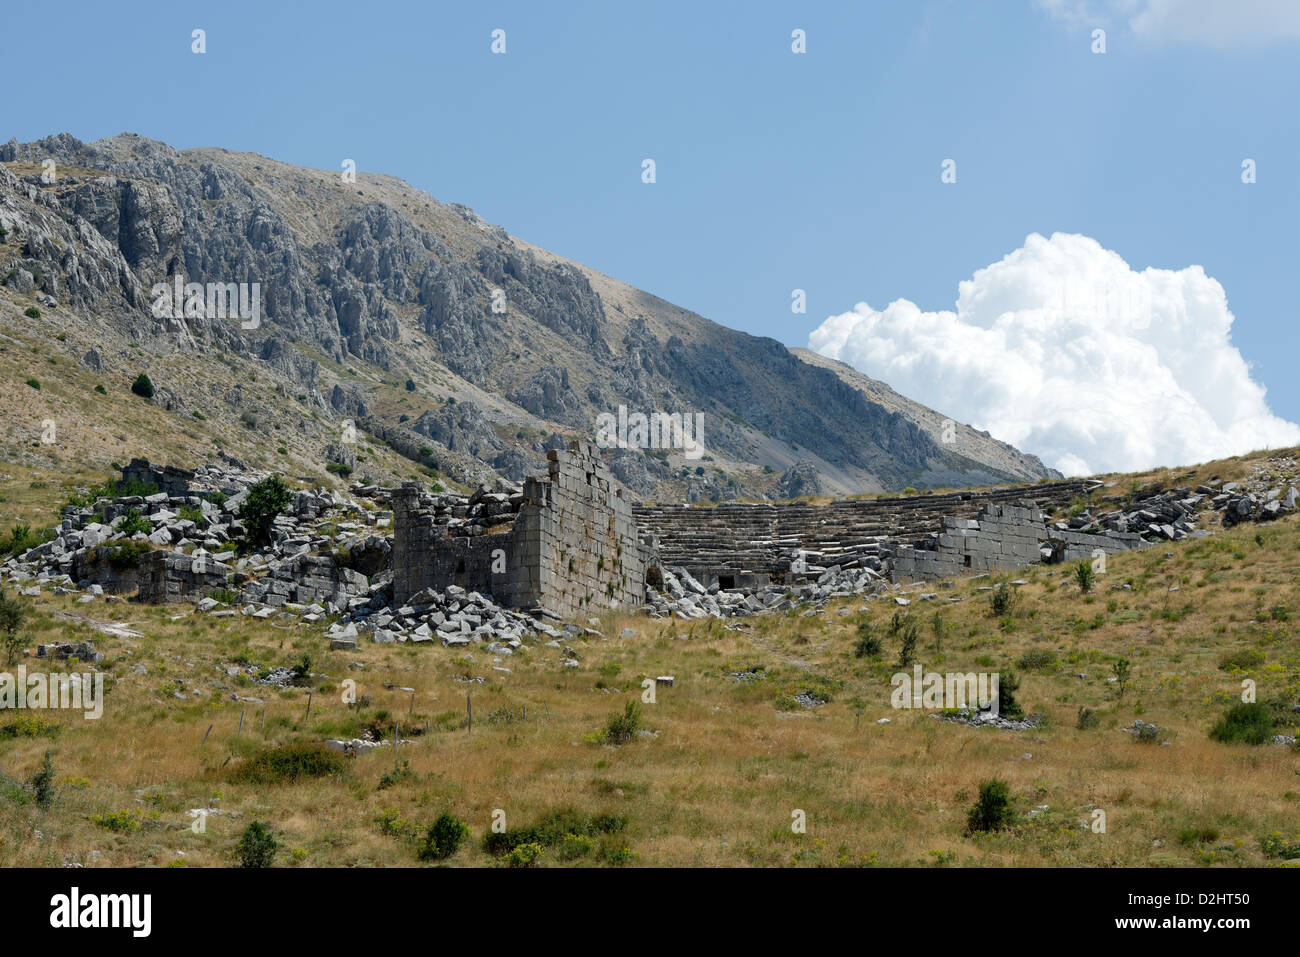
[558,833,595,860]
[0,587,26,664]
[239,475,293,547]
[600,701,642,745]
[92,809,144,833]
[1175,825,1219,847]
[853,619,882,659]
[1217,648,1266,672]
[114,508,152,536]
[897,616,919,667]
[482,807,625,857]
[130,373,154,398]
[995,668,1024,720]
[236,821,278,868]
[1075,560,1095,593]
[103,540,156,570]
[25,378,40,390]
[377,761,414,790]
[507,843,543,867]
[29,751,56,809]
[0,714,62,739]
[418,812,470,861]
[1209,702,1274,746]
[1018,649,1057,672]
[988,583,1018,617]
[1076,706,1100,730]
[0,524,46,559]
[966,778,1015,834]
[1259,832,1300,860]
[24,306,40,319]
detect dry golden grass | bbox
[1,456,1298,868]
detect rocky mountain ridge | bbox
[0,131,1060,500]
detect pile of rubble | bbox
[1210,479,1298,526]
[1062,487,1208,543]
[1,460,394,619]
[644,564,888,621]
[325,583,565,650]
[1047,471,1298,547]
[399,479,526,539]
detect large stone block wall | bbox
[121,458,195,496]
[891,502,1145,581]
[1046,526,1145,562]
[892,503,1047,580]
[137,550,233,603]
[515,441,646,619]
[239,553,370,608]
[392,482,438,605]
[70,546,146,594]
[634,478,1098,580]
[392,440,646,618]
[425,534,522,605]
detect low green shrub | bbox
[482,807,626,857]
[228,742,348,784]
[599,700,641,745]
[236,821,278,868]
[1209,702,1274,746]
[418,812,470,861]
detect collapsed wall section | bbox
[891,502,1145,581]
[137,551,233,603]
[891,502,1048,580]
[392,440,647,618]
[121,458,195,496]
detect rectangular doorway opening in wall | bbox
[718,575,735,590]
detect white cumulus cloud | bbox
[1035,0,1300,47]
[808,232,1300,476]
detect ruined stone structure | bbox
[393,440,649,618]
[891,502,1048,580]
[632,479,1098,588]
[889,501,1142,580]
[137,551,233,603]
[121,458,196,496]
[71,546,148,594]
[240,554,371,608]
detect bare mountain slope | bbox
[0,131,1058,499]
[791,347,1058,483]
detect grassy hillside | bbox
[0,449,1297,868]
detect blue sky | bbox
[5,0,1298,468]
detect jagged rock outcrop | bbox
[608,447,671,498]
[410,401,502,459]
[508,365,583,423]
[775,461,824,499]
